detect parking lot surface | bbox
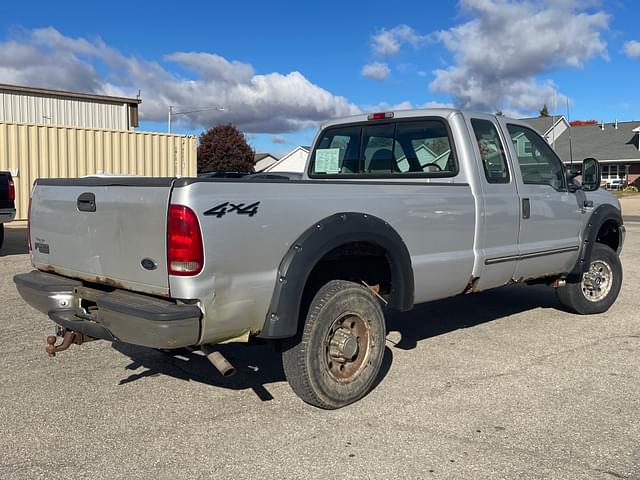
[1,218,639,480]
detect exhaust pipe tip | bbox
[202,347,236,377]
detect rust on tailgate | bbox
[38,265,169,298]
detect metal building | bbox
[0,83,197,220]
[0,83,141,131]
[0,122,197,219]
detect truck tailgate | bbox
[30,178,174,297]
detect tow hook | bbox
[46,330,96,357]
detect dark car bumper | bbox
[14,270,201,348]
[0,207,16,224]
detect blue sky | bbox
[1,0,639,156]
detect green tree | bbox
[539,104,550,117]
[197,124,255,173]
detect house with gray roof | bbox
[520,116,569,146]
[254,152,279,172]
[522,117,640,187]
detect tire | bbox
[0,223,4,250]
[557,243,622,314]
[282,280,386,409]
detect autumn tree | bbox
[197,124,255,173]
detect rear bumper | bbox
[0,207,16,224]
[14,270,202,349]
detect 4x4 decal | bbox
[204,201,260,218]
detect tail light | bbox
[167,204,203,276]
[8,178,15,202]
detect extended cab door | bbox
[466,114,520,290]
[502,121,583,279]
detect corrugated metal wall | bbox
[0,91,129,130]
[0,121,197,219]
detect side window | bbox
[309,118,457,177]
[507,124,566,191]
[470,119,510,184]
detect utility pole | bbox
[566,97,573,166]
[551,88,557,148]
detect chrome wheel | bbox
[581,260,613,302]
[324,313,371,383]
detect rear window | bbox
[309,119,457,177]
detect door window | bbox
[507,124,566,191]
[471,119,510,184]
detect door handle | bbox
[522,198,530,219]
[77,192,96,212]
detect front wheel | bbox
[0,223,4,250]
[282,280,386,409]
[557,243,622,314]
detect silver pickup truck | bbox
[14,109,625,409]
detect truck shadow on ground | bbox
[0,227,29,257]
[112,283,563,402]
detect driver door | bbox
[503,122,584,279]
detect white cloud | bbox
[0,27,360,133]
[371,25,427,57]
[361,62,391,80]
[429,0,609,114]
[361,99,453,113]
[624,40,640,60]
[361,25,427,81]
[270,134,287,144]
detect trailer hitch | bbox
[46,330,96,357]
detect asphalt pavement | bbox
[0,221,639,480]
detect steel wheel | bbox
[557,243,622,315]
[581,259,613,302]
[282,280,386,409]
[324,313,371,383]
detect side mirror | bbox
[581,157,601,192]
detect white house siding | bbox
[254,155,279,172]
[266,147,309,173]
[0,91,130,130]
[544,119,569,146]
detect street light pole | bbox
[167,105,226,133]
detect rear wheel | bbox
[557,243,622,314]
[0,223,4,250]
[282,280,386,409]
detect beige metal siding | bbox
[0,91,129,130]
[0,121,197,219]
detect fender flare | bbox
[259,212,414,339]
[570,203,623,277]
